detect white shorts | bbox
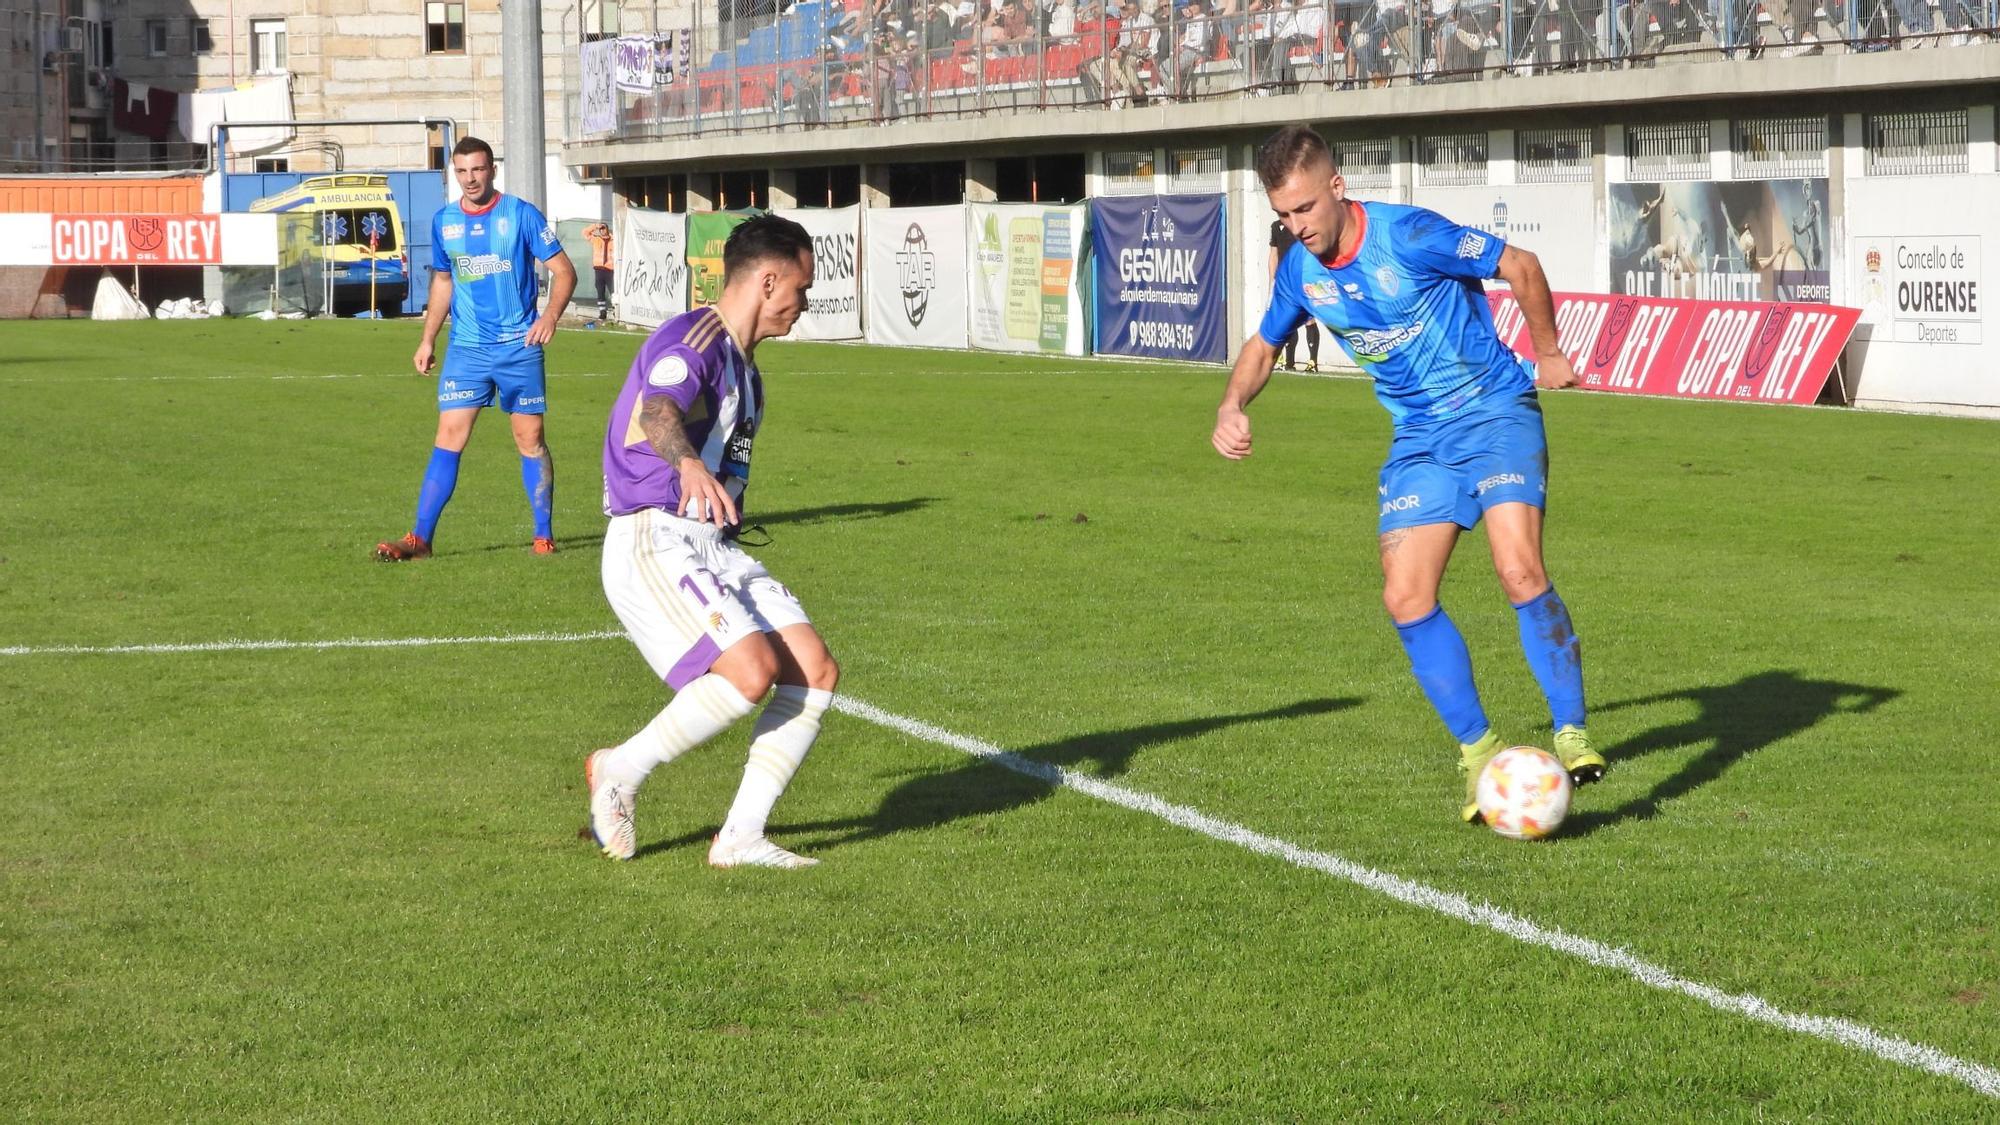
[601,507,811,689]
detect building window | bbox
[1168,146,1224,193]
[1864,109,1968,177]
[1102,149,1156,196]
[1333,138,1394,190]
[428,125,448,170]
[146,19,167,56]
[251,19,286,73]
[1732,116,1826,180]
[425,2,466,53]
[1626,122,1708,180]
[191,18,212,54]
[1516,127,1594,183]
[1419,132,1487,187]
[254,157,290,172]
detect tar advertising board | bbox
[1609,180,1831,304]
[1090,194,1227,364]
[864,205,968,350]
[1413,184,1597,293]
[614,207,688,329]
[1487,290,1861,406]
[776,206,861,341]
[967,202,1090,357]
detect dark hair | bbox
[452,136,495,164]
[723,213,814,284]
[1255,124,1333,190]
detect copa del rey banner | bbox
[967,202,1089,357]
[0,213,278,266]
[614,206,687,329]
[1487,290,1861,406]
[1090,194,1227,364]
[865,205,968,350]
[776,206,861,340]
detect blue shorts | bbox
[1377,393,1548,534]
[438,342,547,414]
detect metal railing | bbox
[567,0,2000,144]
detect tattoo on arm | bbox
[639,396,700,466]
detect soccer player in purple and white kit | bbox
[585,215,838,869]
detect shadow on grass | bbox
[1562,670,1899,838]
[465,498,936,557]
[634,696,1361,860]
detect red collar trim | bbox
[1320,201,1367,270]
[460,192,502,216]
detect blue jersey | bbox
[431,193,562,346]
[1260,202,1532,426]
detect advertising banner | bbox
[1414,183,1598,293]
[776,206,861,340]
[1487,290,1860,406]
[0,213,278,266]
[579,40,617,135]
[1090,194,1227,363]
[614,206,687,328]
[1608,180,1830,304]
[686,211,753,309]
[967,202,1089,356]
[864,205,968,350]
[1851,236,1982,346]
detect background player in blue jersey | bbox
[375,136,578,561]
[1212,125,1606,824]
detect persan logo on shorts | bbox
[516,396,545,407]
[1476,472,1526,494]
[454,253,515,279]
[1381,494,1421,514]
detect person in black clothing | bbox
[1267,218,1320,371]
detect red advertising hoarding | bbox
[49,215,224,266]
[1487,291,1862,406]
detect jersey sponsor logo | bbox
[1375,266,1403,298]
[442,223,465,240]
[454,253,515,280]
[647,355,690,388]
[539,226,559,246]
[1303,281,1340,305]
[1342,282,1368,302]
[516,395,545,407]
[1380,493,1421,515]
[1342,321,1425,362]
[471,223,485,235]
[1457,231,1489,260]
[1476,472,1526,495]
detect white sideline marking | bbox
[832,695,2000,1101]
[3,627,1995,1099]
[0,629,625,657]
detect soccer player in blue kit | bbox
[1212,125,1606,824]
[376,136,578,561]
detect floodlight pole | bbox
[502,0,549,215]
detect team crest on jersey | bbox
[1456,231,1488,259]
[442,223,465,240]
[1375,267,1402,297]
[1303,282,1341,305]
[496,217,513,238]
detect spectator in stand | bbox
[1076,0,1115,99]
[1097,0,1154,103]
[994,0,1035,53]
[1284,0,1323,88]
[1174,0,1214,97]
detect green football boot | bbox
[1459,731,1505,824]
[1554,725,1606,787]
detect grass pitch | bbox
[3,320,1998,1121]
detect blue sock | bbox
[412,446,461,543]
[521,452,553,539]
[1394,605,1490,745]
[1513,585,1586,730]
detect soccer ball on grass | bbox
[1475,746,1574,841]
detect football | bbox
[1476,746,1574,841]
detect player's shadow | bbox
[751,497,939,528]
[635,696,1359,859]
[1561,670,1899,838]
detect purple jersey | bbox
[602,306,764,519]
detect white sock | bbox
[602,674,759,787]
[719,685,832,841]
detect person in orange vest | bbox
[585,220,615,322]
